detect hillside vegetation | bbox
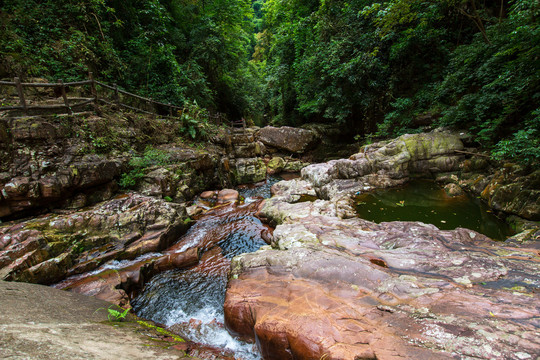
[0,0,538,165]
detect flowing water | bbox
[132,178,283,359]
[354,180,513,240]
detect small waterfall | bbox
[132,178,282,359]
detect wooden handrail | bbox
[0,73,228,124]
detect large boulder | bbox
[257,126,320,154]
[301,129,465,198]
[224,181,540,360]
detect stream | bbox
[132,177,282,359]
[125,178,511,358]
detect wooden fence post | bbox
[58,79,72,115]
[14,77,28,114]
[147,97,155,119]
[114,83,119,106]
[89,71,98,105]
[168,103,173,117]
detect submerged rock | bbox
[443,182,464,197]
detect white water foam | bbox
[133,268,261,360]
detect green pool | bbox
[354,180,513,240]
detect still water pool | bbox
[354,180,513,240]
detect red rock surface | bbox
[224,174,540,360]
[0,193,189,286]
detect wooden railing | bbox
[0,72,229,126]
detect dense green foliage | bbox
[0,0,262,119]
[1,0,538,165]
[256,0,539,165]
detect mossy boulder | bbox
[266,157,285,175]
[0,193,189,285]
[229,158,266,185]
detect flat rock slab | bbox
[0,280,192,359]
[224,162,540,359]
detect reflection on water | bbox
[354,180,513,240]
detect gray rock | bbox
[257,126,320,154]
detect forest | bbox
[0,0,538,165]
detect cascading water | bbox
[132,178,282,359]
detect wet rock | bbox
[224,155,540,360]
[444,183,464,197]
[0,193,188,285]
[57,247,200,305]
[217,189,239,204]
[257,126,319,154]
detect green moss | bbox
[136,320,185,343]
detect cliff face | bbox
[0,110,220,219]
[0,109,327,221]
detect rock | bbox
[217,189,239,204]
[266,157,284,175]
[257,126,320,154]
[461,157,490,172]
[224,182,540,360]
[233,142,266,158]
[229,158,267,185]
[135,152,220,203]
[266,157,310,176]
[0,113,222,220]
[0,281,193,360]
[464,167,540,221]
[506,215,540,234]
[224,138,540,359]
[299,130,465,199]
[444,183,464,197]
[200,191,217,200]
[282,159,310,173]
[58,247,200,305]
[0,193,189,285]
